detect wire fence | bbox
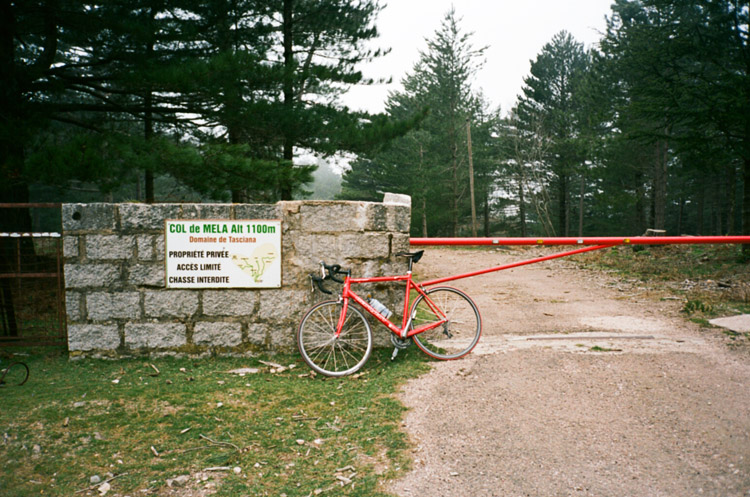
[0,204,66,347]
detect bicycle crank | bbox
[390,335,412,361]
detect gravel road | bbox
[389,247,750,497]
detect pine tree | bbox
[342,9,496,237]
[1,1,214,205]
[265,0,399,200]
[516,31,589,236]
[602,0,749,242]
[2,1,409,205]
[171,0,305,202]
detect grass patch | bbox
[581,244,749,282]
[589,346,622,353]
[0,348,430,497]
[723,329,750,341]
[579,244,750,316]
[682,299,714,315]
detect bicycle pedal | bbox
[391,347,399,361]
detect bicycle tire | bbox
[297,301,373,377]
[410,287,481,360]
[0,361,30,386]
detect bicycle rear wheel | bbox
[0,362,29,386]
[297,301,372,377]
[410,287,481,360]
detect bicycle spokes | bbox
[411,287,481,360]
[297,301,373,377]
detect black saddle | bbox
[395,250,424,264]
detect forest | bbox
[1,0,411,211]
[342,1,750,240]
[1,0,748,241]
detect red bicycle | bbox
[297,251,482,377]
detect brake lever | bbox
[319,262,346,283]
[310,274,332,295]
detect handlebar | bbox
[310,274,332,294]
[310,261,350,294]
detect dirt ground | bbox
[389,247,750,497]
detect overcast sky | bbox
[340,0,615,116]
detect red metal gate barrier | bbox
[411,236,750,246]
[410,236,750,286]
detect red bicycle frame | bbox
[335,273,448,340]
[332,245,613,339]
[332,234,750,341]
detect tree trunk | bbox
[0,180,26,338]
[450,120,459,237]
[713,174,722,235]
[419,144,428,237]
[635,171,646,233]
[652,139,668,230]
[144,89,154,203]
[727,163,736,235]
[0,4,24,336]
[743,156,750,256]
[697,183,705,235]
[518,170,528,237]
[578,173,585,237]
[143,6,156,204]
[280,0,295,201]
[558,172,568,237]
[484,196,489,236]
[0,155,28,339]
[466,119,477,237]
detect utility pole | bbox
[419,143,428,237]
[466,118,478,237]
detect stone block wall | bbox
[63,196,411,357]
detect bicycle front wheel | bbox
[297,301,372,377]
[410,287,481,360]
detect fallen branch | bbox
[292,415,320,421]
[199,434,240,452]
[75,473,128,494]
[164,445,212,455]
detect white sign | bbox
[165,220,281,288]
